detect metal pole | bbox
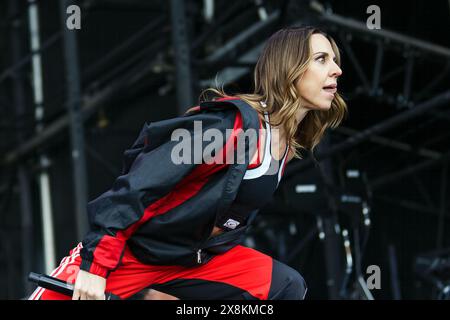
[371,150,450,190]
[27,0,56,274]
[59,0,89,240]
[335,126,443,161]
[315,135,343,299]
[374,194,450,219]
[322,217,343,299]
[9,0,34,296]
[2,38,167,167]
[436,160,448,249]
[388,244,401,300]
[170,0,194,114]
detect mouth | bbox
[322,84,337,97]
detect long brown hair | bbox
[200,26,347,159]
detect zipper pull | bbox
[197,249,202,264]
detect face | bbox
[295,33,342,111]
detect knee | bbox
[289,269,308,300]
[283,267,307,300]
[270,261,308,300]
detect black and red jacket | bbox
[79,98,289,278]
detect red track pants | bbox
[29,242,307,300]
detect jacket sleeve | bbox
[79,109,240,277]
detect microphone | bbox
[28,272,121,300]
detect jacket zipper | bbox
[195,226,248,265]
[195,219,217,264]
[197,249,202,264]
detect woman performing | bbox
[29,26,346,300]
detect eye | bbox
[315,55,326,63]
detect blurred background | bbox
[0,0,449,300]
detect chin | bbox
[312,101,333,111]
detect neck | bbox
[295,107,309,124]
[254,100,309,144]
[272,107,309,140]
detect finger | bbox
[87,291,101,300]
[92,293,104,300]
[72,289,80,300]
[96,292,106,300]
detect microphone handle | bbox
[28,272,121,300]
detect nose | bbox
[331,62,342,78]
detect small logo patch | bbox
[223,219,240,230]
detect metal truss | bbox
[311,1,450,108]
[0,0,449,300]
